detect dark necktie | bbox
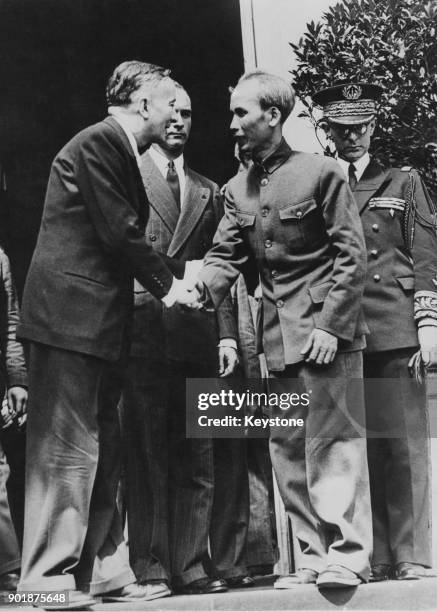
[166,160,181,209]
[348,163,357,190]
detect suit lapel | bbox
[140,152,179,233]
[168,168,210,257]
[354,159,391,213]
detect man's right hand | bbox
[162,278,202,309]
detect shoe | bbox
[175,578,228,595]
[274,568,318,589]
[370,564,392,582]
[0,571,20,591]
[395,562,436,580]
[102,581,170,602]
[317,565,361,588]
[39,590,96,610]
[139,580,172,599]
[226,575,255,588]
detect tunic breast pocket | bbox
[278,198,325,251]
[368,198,405,241]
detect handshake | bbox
[162,259,207,310]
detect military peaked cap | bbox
[313,82,384,124]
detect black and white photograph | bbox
[0,1,436,611]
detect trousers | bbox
[19,342,135,594]
[270,351,372,580]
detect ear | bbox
[268,106,282,127]
[319,120,332,141]
[139,97,149,119]
[369,118,376,136]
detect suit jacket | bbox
[200,139,368,371]
[18,117,184,362]
[353,159,437,352]
[130,151,236,365]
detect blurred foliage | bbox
[290,0,437,196]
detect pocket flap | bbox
[396,276,415,291]
[279,198,317,220]
[309,281,332,303]
[236,211,256,227]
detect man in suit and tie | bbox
[121,83,255,597]
[17,61,198,607]
[313,82,437,581]
[196,71,372,589]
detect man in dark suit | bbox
[314,82,437,581]
[196,71,372,588]
[121,84,254,597]
[17,61,198,607]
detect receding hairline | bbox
[229,70,295,122]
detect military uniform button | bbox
[271,270,278,278]
[260,177,269,186]
[372,224,379,232]
[265,239,272,248]
[277,300,284,308]
[370,249,379,258]
[261,208,269,217]
[373,274,381,282]
[296,211,303,218]
[150,234,157,241]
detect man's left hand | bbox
[219,346,239,377]
[8,385,27,416]
[301,329,338,365]
[418,326,437,368]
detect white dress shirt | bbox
[337,152,370,184]
[149,146,186,206]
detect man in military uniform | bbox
[313,82,437,581]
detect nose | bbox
[171,108,183,126]
[230,115,239,133]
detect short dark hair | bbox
[235,70,295,123]
[106,60,171,107]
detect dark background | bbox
[0,0,244,294]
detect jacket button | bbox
[373,274,381,282]
[271,270,278,278]
[277,300,284,308]
[261,208,269,217]
[150,234,157,241]
[265,239,272,248]
[372,224,379,232]
[296,210,303,218]
[370,249,379,258]
[260,177,269,186]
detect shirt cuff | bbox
[161,277,177,307]
[414,290,437,322]
[218,338,238,350]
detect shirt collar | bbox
[337,152,370,183]
[110,114,142,169]
[253,138,292,175]
[149,145,185,176]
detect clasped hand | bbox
[163,260,205,310]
